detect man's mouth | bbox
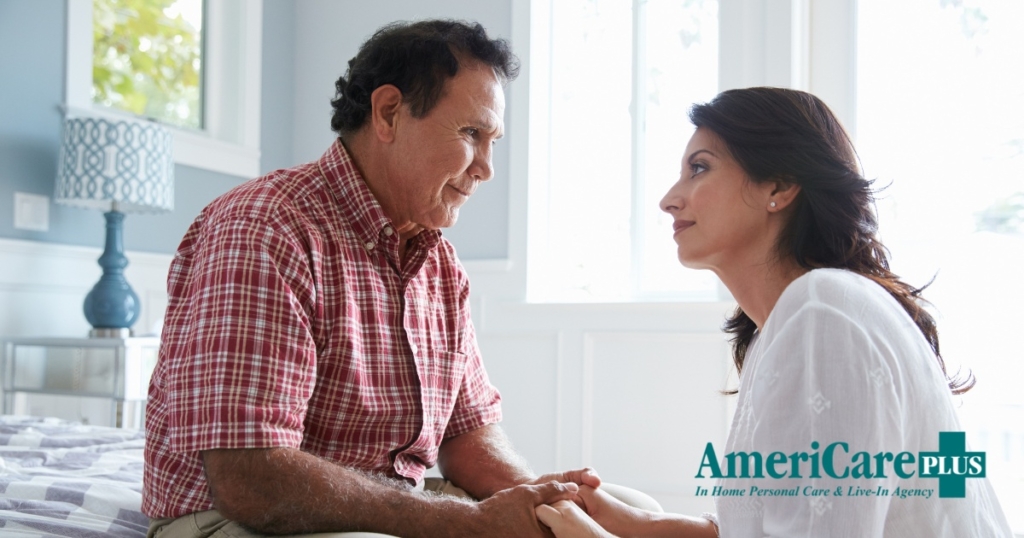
[447,184,472,197]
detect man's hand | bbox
[530,467,602,490]
[529,468,602,510]
[471,481,582,538]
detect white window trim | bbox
[512,0,858,304]
[65,0,262,178]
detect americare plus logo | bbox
[695,431,984,499]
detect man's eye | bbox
[465,128,479,137]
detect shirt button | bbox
[383,227,394,236]
[410,343,418,355]
[364,241,375,251]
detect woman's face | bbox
[659,127,777,272]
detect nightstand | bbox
[1,336,160,429]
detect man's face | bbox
[386,61,505,233]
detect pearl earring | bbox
[770,201,777,208]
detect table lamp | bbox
[54,117,174,337]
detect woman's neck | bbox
[716,257,808,329]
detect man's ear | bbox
[767,179,801,211]
[369,84,403,143]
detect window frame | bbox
[65,0,262,178]
[517,0,848,303]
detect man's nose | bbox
[470,146,494,181]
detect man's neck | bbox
[341,133,423,245]
[339,134,426,270]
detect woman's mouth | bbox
[673,220,695,234]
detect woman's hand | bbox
[536,500,618,538]
[576,486,651,537]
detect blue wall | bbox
[0,0,509,259]
[0,0,296,255]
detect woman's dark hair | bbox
[689,87,973,394]
[330,20,519,137]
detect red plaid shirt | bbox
[142,140,502,519]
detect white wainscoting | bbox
[467,271,737,515]
[0,238,172,339]
[0,237,172,423]
[0,238,736,514]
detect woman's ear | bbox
[369,84,403,143]
[767,179,801,212]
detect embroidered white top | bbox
[715,268,1012,537]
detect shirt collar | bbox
[317,139,441,258]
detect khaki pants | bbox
[147,480,661,538]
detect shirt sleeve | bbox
[164,217,319,454]
[743,301,903,538]
[443,277,502,439]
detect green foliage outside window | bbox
[93,0,203,129]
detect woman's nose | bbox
[660,179,685,213]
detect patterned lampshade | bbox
[55,117,174,213]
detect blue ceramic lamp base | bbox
[84,210,140,337]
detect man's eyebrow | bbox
[476,119,504,139]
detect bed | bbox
[0,415,148,537]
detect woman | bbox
[535,88,1012,537]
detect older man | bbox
[143,20,597,537]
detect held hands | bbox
[537,486,645,538]
[473,480,581,538]
[467,467,605,538]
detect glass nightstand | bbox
[1,336,160,429]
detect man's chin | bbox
[433,208,460,229]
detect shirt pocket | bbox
[417,350,469,446]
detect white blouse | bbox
[715,269,1012,537]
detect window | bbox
[93,0,205,130]
[526,0,722,302]
[856,0,1024,529]
[65,0,262,178]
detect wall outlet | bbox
[14,192,50,232]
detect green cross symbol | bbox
[919,431,986,498]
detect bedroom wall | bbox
[0,2,296,327]
[0,0,504,260]
[0,1,247,255]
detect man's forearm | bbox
[202,447,478,537]
[437,424,536,499]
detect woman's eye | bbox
[690,163,707,176]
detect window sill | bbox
[174,126,260,178]
[61,104,260,179]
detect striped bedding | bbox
[0,415,147,537]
